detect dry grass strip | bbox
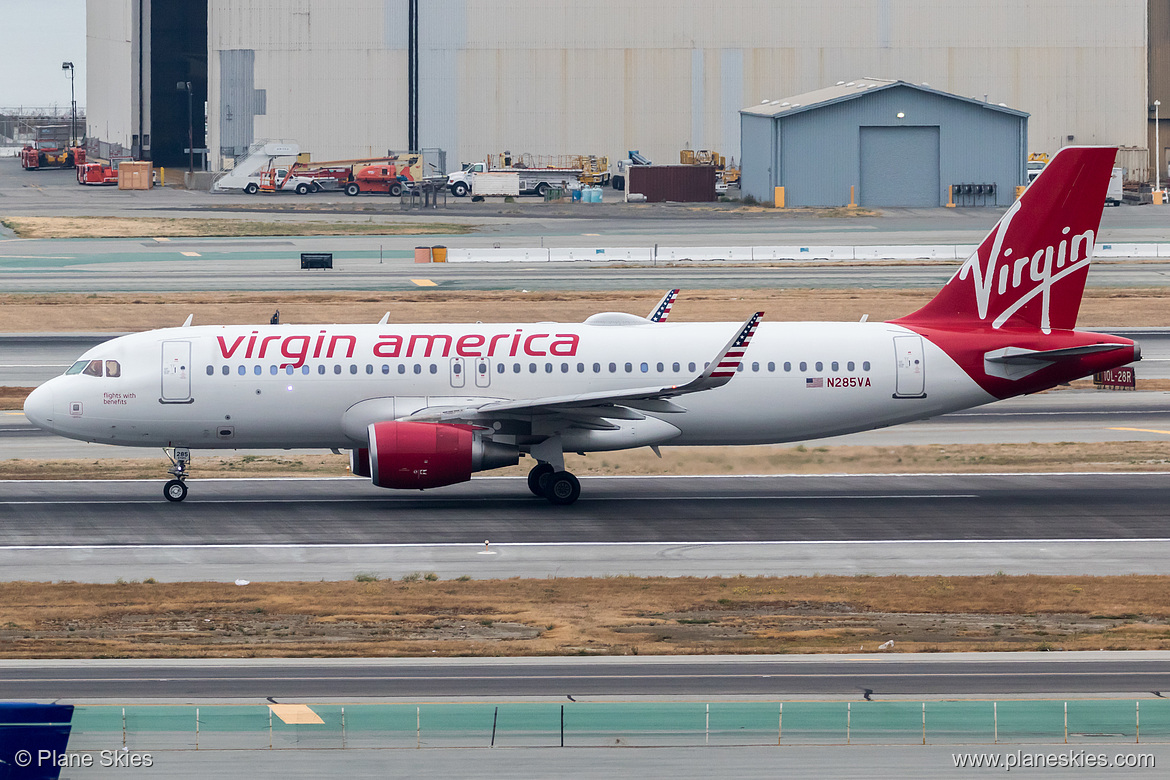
[0,575,1166,658]
[2,288,1169,332]
[3,440,1170,479]
[0,217,473,239]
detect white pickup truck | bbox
[447,161,579,197]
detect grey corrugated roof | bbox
[740,78,1029,119]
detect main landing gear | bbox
[163,447,191,503]
[526,462,581,505]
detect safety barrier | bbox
[63,700,1170,751]
[442,244,1170,264]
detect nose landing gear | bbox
[163,447,191,503]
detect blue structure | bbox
[0,703,74,780]
[740,79,1028,207]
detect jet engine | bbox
[366,421,518,489]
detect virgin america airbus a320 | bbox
[24,146,1139,505]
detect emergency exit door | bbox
[161,341,193,403]
[892,335,926,398]
[474,358,492,388]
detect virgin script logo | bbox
[955,199,1096,333]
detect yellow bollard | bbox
[847,185,857,209]
[773,186,785,209]
[160,167,165,187]
[945,184,956,208]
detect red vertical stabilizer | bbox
[892,146,1117,334]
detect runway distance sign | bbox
[1093,366,1135,390]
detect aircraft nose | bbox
[23,383,55,430]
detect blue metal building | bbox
[740,79,1028,208]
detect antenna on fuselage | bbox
[182,314,193,327]
[378,312,390,325]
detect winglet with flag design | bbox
[676,311,763,392]
[647,289,680,322]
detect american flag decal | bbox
[650,289,679,323]
[806,377,824,388]
[709,312,762,378]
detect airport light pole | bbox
[61,61,75,145]
[177,81,193,176]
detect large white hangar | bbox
[740,80,1028,208]
[85,0,1154,176]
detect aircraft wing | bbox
[400,312,763,426]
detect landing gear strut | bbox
[526,462,580,505]
[163,447,191,503]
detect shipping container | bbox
[628,165,716,203]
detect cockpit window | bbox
[66,360,110,377]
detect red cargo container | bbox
[628,165,716,203]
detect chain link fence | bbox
[61,700,1170,751]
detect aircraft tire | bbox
[546,471,580,505]
[527,463,555,497]
[163,479,188,503]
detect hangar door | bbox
[859,126,940,207]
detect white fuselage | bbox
[26,320,992,452]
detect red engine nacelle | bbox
[366,421,518,490]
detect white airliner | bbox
[24,146,1139,505]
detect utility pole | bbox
[1155,100,1162,195]
[408,0,418,151]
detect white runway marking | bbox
[0,538,1164,551]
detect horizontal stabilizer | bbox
[984,343,1127,364]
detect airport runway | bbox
[0,653,1168,699]
[4,246,1170,293]
[2,474,1170,581]
[5,473,1170,545]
